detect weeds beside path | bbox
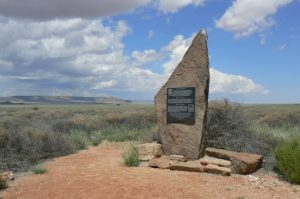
[2,143,300,199]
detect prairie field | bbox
[0,102,299,173]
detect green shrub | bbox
[123,145,140,167]
[0,175,8,189]
[252,123,298,149]
[275,137,300,183]
[0,127,8,148]
[32,106,39,110]
[90,132,103,146]
[101,127,150,142]
[68,131,89,150]
[31,167,47,174]
[207,99,274,169]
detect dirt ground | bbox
[1,142,300,199]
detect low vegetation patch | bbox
[123,145,140,167]
[68,131,89,150]
[0,105,155,172]
[90,132,102,146]
[0,103,299,182]
[31,167,47,174]
[207,99,274,169]
[275,136,300,183]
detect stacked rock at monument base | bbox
[155,29,210,160]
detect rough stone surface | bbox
[169,160,203,172]
[170,155,186,162]
[1,171,14,181]
[136,142,162,161]
[199,155,231,167]
[149,156,170,169]
[155,30,210,160]
[203,164,231,176]
[139,161,149,167]
[205,147,263,174]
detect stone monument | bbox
[155,29,210,160]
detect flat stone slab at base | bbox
[169,160,203,172]
[203,164,231,176]
[199,156,231,167]
[149,156,170,169]
[205,147,263,174]
[139,161,149,167]
[136,142,162,161]
[149,156,232,176]
[170,155,186,162]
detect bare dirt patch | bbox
[2,143,299,199]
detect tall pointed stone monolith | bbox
[155,29,210,160]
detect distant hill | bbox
[0,96,131,105]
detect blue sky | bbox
[0,0,299,103]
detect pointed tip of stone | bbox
[199,29,207,39]
[200,29,206,35]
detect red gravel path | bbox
[2,143,300,199]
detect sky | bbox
[0,0,299,103]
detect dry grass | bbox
[0,104,156,172]
[0,102,299,172]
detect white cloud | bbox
[162,34,193,75]
[148,30,155,38]
[157,0,205,13]
[210,68,269,94]
[0,59,13,71]
[0,16,269,98]
[93,80,117,89]
[0,17,164,97]
[260,36,266,45]
[277,43,287,50]
[132,49,163,64]
[162,34,269,94]
[216,0,293,37]
[0,0,151,20]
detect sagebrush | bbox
[207,99,274,169]
[275,136,300,183]
[0,104,156,172]
[0,103,299,175]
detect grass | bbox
[31,167,47,174]
[123,145,140,167]
[0,102,299,179]
[275,136,300,183]
[90,132,102,146]
[0,104,156,172]
[68,131,90,150]
[208,100,300,170]
[251,123,299,149]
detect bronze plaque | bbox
[167,87,195,124]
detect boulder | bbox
[199,156,231,167]
[155,29,210,160]
[1,171,14,181]
[149,156,170,169]
[139,161,149,167]
[205,147,263,174]
[203,164,231,176]
[170,155,186,162]
[170,160,203,172]
[136,142,162,161]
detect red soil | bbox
[2,143,300,199]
